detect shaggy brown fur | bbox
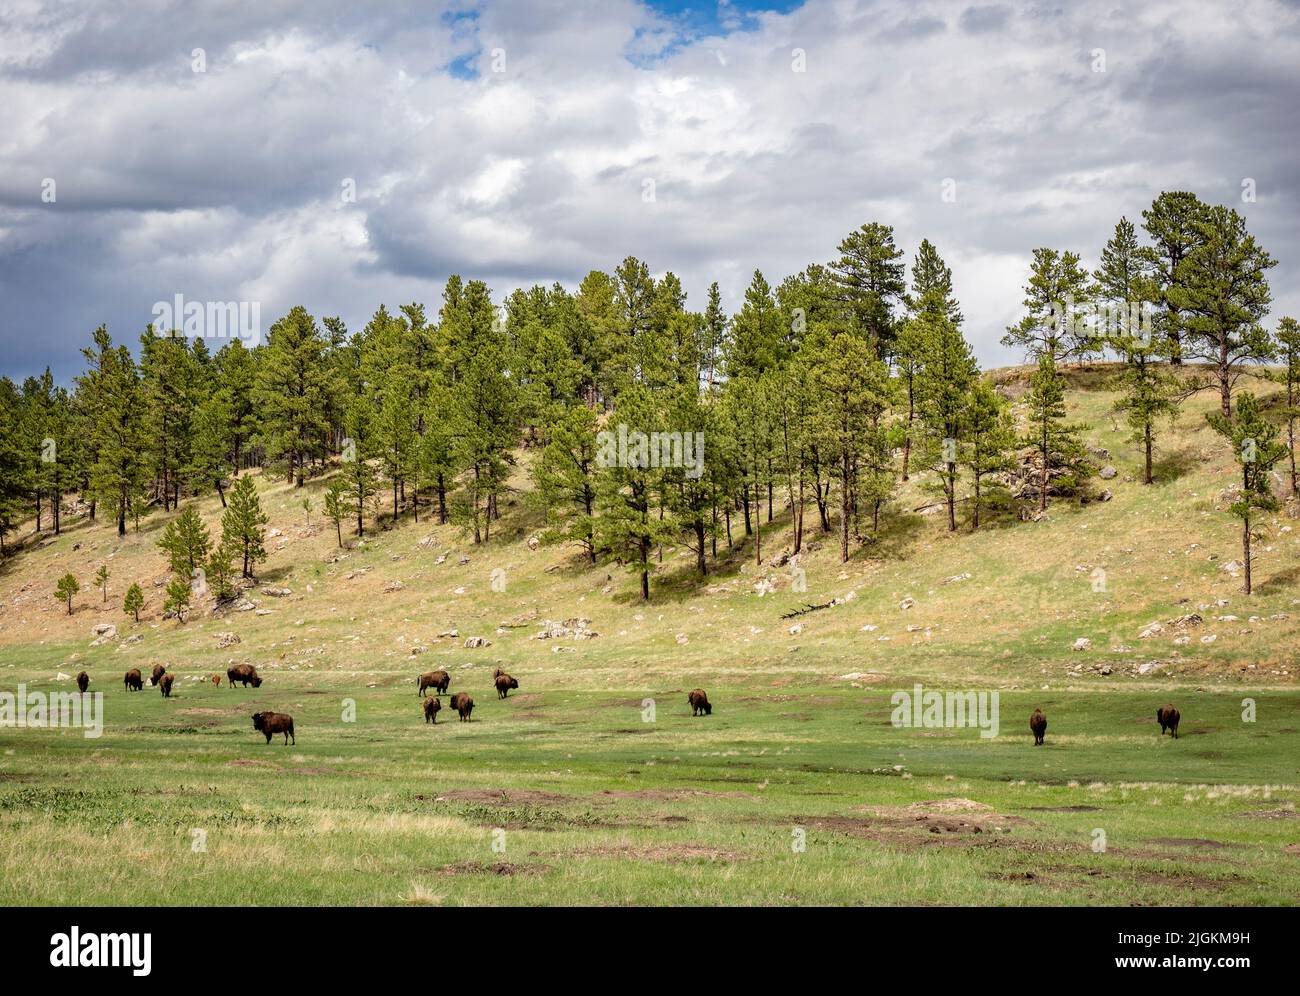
[1157,704,1180,739]
[123,668,143,692]
[150,664,166,686]
[688,688,712,716]
[75,671,89,693]
[159,673,174,698]
[252,711,295,745]
[1029,708,1047,745]
[423,697,442,724]
[495,673,518,699]
[450,692,475,722]
[227,663,262,688]
[418,670,450,696]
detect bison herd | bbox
[74,659,1188,751]
[1027,702,1182,744]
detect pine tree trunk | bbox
[754,482,762,565]
[947,462,957,531]
[839,456,850,563]
[1144,424,1153,485]
[217,481,226,507]
[972,475,981,530]
[695,520,707,577]
[1243,514,1252,595]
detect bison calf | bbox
[123,668,143,692]
[450,692,474,722]
[159,673,174,698]
[252,711,295,745]
[75,671,90,694]
[1029,708,1047,745]
[423,697,442,724]
[150,664,166,687]
[227,663,262,688]
[495,673,518,699]
[1157,704,1180,739]
[418,670,450,697]
[688,688,712,716]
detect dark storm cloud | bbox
[1,0,1298,381]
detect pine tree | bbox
[188,391,234,505]
[221,475,268,578]
[1271,316,1300,497]
[324,479,347,547]
[342,397,377,537]
[1171,205,1277,416]
[1002,248,1093,363]
[1022,354,1089,511]
[157,505,211,580]
[257,306,330,487]
[531,404,600,562]
[0,378,27,551]
[700,282,727,389]
[163,575,192,622]
[450,344,516,543]
[726,270,785,380]
[962,381,1017,529]
[55,573,79,614]
[830,222,906,357]
[1207,392,1287,594]
[205,540,238,602]
[140,327,198,509]
[913,312,977,531]
[94,564,110,603]
[80,326,148,536]
[1139,191,1209,365]
[123,582,144,623]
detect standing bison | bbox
[252,711,295,745]
[495,673,518,699]
[1157,704,1180,739]
[150,664,166,687]
[418,670,450,697]
[450,692,475,722]
[123,668,143,691]
[159,673,174,698]
[75,671,90,694]
[227,663,262,688]
[423,697,442,724]
[1029,708,1047,745]
[688,688,712,716]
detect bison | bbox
[450,692,475,722]
[75,671,90,694]
[252,711,295,745]
[227,663,262,689]
[123,668,143,692]
[688,688,712,717]
[1029,708,1047,746]
[492,667,506,680]
[495,673,518,699]
[1157,704,1180,739]
[150,664,166,686]
[423,696,442,724]
[418,670,450,697]
[212,674,222,688]
[159,673,174,698]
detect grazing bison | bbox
[688,688,712,716]
[418,670,450,697]
[227,663,262,689]
[1157,704,1180,739]
[123,668,143,692]
[150,664,166,686]
[423,697,442,724]
[1029,708,1047,745]
[495,673,518,699]
[252,711,295,745]
[450,692,475,722]
[75,671,90,694]
[159,673,174,698]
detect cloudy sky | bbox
[2,0,1298,382]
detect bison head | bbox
[250,675,263,687]
[252,712,267,731]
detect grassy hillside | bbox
[1,364,1298,906]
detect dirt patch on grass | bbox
[290,766,335,776]
[429,788,572,806]
[568,844,749,863]
[1239,808,1298,820]
[225,758,277,768]
[177,707,239,717]
[1025,805,1102,812]
[594,788,762,802]
[436,861,548,877]
[1145,837,1242,850]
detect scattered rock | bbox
[215,632,241,649]
[1099,466,1117,480]
[261,587,292,598]
[464,637,492,649]
[1072,637,1091,652]
[899,597,915,610]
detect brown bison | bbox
[450,692,474,722]
[123,668,143,692]
[159,673,174,698]
[150,664,166,686]
[227,663,262,689]
[1157,704,1180,739]
[252,711,295,745]
[492,667,506,680]
[423,697,442,724]
[688,688,712,716]
[212,674,222,688]
[1029,708,1047,745]
[495,673,518,699]
[418,670,450,697]
[75,671,89,694]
